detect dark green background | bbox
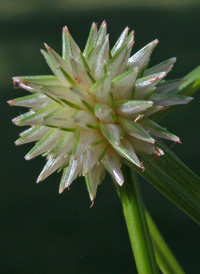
[1,1,200,273]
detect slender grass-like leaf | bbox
[126,141,200,225]
[146,211,185,274]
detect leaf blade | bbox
[126,141,200,225]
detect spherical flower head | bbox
[9,21,192,201]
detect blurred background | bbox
[1,0,200,273]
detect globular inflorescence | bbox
[9,21,192,201]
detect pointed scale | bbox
[82,142,106,175]
[128,39,159,74]
[144,57,176,76]
[102,148,124,186]
[59,155,84,192]
[83,22,98,58]
[134,72,166,100]
[85,163,106,201]
[118,117,155,143]
[15,126,50,145]
[108,31,134,78]
[111,26,130,56]
[89,72,112,104]
[37,153,70,183]
[25,129,64,160]
[149,93,193,107]
[140,119,181,142]
[115,99,153,119]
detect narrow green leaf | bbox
[146,211,185,274]
[173,65,200,96]
[126,141,200,225]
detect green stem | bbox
[146,212,185,274]
[116,165,159,274]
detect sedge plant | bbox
[9,21,200,274]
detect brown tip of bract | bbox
[7,100,13,106]
[125,26,130,33]
[92,22,97,28]
[24,155,31,161]
[118,179,125,186]
[140,162,145,172]
[12,76,21,83]
[12,118,17,124]
[149,72,166,82]
[90,200,94,208]
[171,57,177,63]
[63,26,68,33]
[36,174,44,183]
[150,146,162,162]
[161,107,169,111]
[59,186,65,194]
[171,139,182,147]
[128,31,135,46]
[12,77,23,88]
[44,43,51,51]
[102,20,107,26]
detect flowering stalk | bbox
[8,22,196,273]
[116,166,159,274]
[116,167,185,274]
